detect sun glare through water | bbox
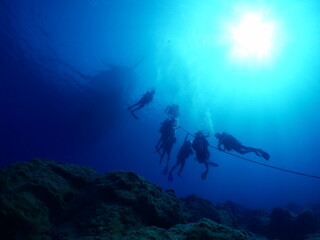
[229,12,275,61]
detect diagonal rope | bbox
[208,145,320,179]
[175,115,320,179]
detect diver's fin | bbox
[201,171,208,180]
[258,150,270,160]
[208,162,219,167]
[130,111,139,119]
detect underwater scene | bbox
[1,0,320,239]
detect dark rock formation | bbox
[1,159,318,240]
[224,201,269,235]
[181,194,236,227]
[304,233,320,240]
[268,207,318,240]
[0,159,250,240]
[310,203,320,229]
[179,196,270,240]
[0,159,97,240]
[54,170,184,239]
[122,218,247,240]
[294,209,318,240]
[268,207,294,240]
[286,201,303,214]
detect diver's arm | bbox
[174,122,180,131]
[218,141,225,151]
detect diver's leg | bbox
[237,146,268,159]
[155,136,164,151]
[244,146,264,157]
[201,162,209,180]
[168,159,180,182]
[234,145,256,154]
[206,149,210,161]
[169,161,179,175]
[178,158,186,176]
[163,148,171,175]
[254,148,262,156]
[131,102,146,113]
[128,102,139,110]
[234,148,250,154]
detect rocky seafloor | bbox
[0,159,319,240]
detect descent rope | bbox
[176,112,320,179]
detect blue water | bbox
[1,0,319,209]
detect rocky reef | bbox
[0,159,318,240]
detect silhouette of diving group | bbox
[127,90,270,181]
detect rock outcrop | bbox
[0,159,318,240]
[0,159,246,240]
[268,207,318,240]
[181,194,236,227]
[224,200,269,235]
[304,233,320,240]
[122,218,247,240]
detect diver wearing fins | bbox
[127,89,155,119]
[214,132,270,160]
[192,130,218,180]
[155,118,178,175]
[168,133,193,182]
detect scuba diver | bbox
[155,118,178,150]
[165,104,180,119]
[127,89,155,119]
[168,134,193,182]
[155,118,178,175]
[214,132,270,160]
[192,131,218,180]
